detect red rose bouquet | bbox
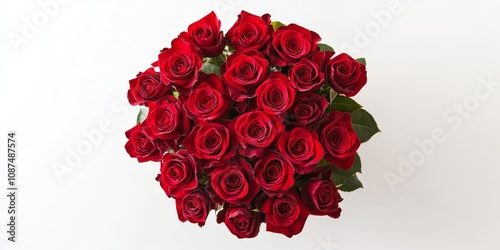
[125,11,379,238]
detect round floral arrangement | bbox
[125,11,379,238]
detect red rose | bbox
[254,150,295,197]
[311,50,335,71]
[222,50,269,101]
[226,11,273,52]
[127,68,172,106]
[158,38,202,95]
[268,24,321,67]
[326,53,367,97]
[216,204,263,239]
[175,188,214,227]
[182,120,238,171]
[180,11,225,57]
[234,110,285,158]
[318,111,360,170]
[157,150,199,198]
[285,93,328,127]
[210,158,260,204]
[301,167,343,218]
[288,58,324,92]
[261,190,310,238]
[146,97,191,144]
[256,72,296,115]
[124,123,167,162]
[277,127,324,174]
[183,73,229,122]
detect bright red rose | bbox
[183,73,229,122]
[256,72,296,115]
[234,110,285,158]
[210,158,260,204]
[124,123,167,162]
[301,167,343,218]
[216,204,264,239]
[285,93,328,127]
[254,150,295,197]
[157,150,199,198]
[326,53,367,97]
[175,188,214,227]
[158,38,202,95]
[145,97,191,144]
[128,68,172,106]
[182,120,238,171]
[317,111,360,170]
[277,127,324,174]
[288,58,324,92]
[180,11,225,57]
[261,190,310,238]
[226,11,273,52]
[222,50,269,101]
[268,24,321,67]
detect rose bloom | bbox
[226,10,273,52]
[145,97,191,145]
[254,150,295,197]
[124,123,167,162]
[157,150,199,198]
[288,58,324,93]
[216,204,263,239]
[183,73,229,122]
[210,158,260,204]
[284,93,328,127]
[127,67,172,106]
[277,127,324,174]
[326,53,367,97]
[175,188,214,227]
[301,167,343,218]
[179,11,225,57]
[256,72,296,115]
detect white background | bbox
[1,0,500,249]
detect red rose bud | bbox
[256,72,296,115]
[216,204,264,239]
[175,188,214,227]
[285,93,328,127]
[210,158,260,204]
[124,123,168,162]
[158,38,202,96]
[222,50,269,101]
[317,111,360,170]
[301,167,343,218]
[268,24,321,67]
[254,150,295,197]
[181,11,225,57]
[127,68,172,106]
[261,190,310,238]
[145,97,191,142]
[288,58,325,92]
[326,53,367,97]
[226,11,273,52]
[157,150,199,198]
[277,127,324,174]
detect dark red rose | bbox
[175,188,214,227]
[226,11,273,52]
[254,150,295,197]
[182,120,238,171]
[261,190,310,238]
[234,110,285,158]
[256,72,296,115]
[285,93,328,127]
[222,50,269,101]
[277,127,324,174]
[301,167,343,218]
[157,150,199,198]
[146,97,191,144]
[124,123,167,162]
[158,38,202,95]
[326,53,367,97]
[210,158,260,204]
[268,24,321,67]
[318,111,360,170]
[217,204,264,239]
[180,11,225,57]
[128,68,172,106]
[183,73,229,122]
[288,58,324,92]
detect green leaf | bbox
[136,107,148,124]
[331,153,362,177]
[318,43,335,52]
[201,63,221,76]
[332,173,363,192]
[351,109,380,143]
[356,58,366,66]
[330,95,362,112]
[271,21,285,31]
[172,89,179,98]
